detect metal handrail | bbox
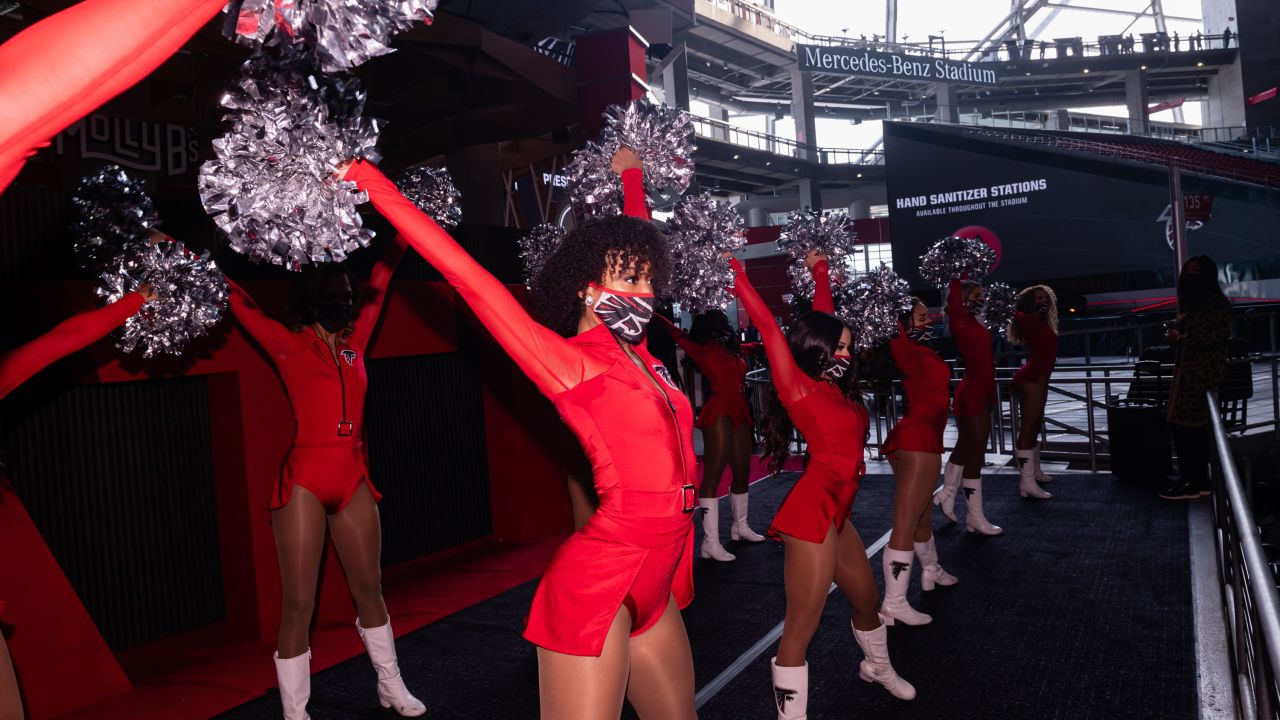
[688,114,883,165]
[1207,387,1280,719]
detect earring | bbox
[584,295,593,306]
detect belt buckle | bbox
[337,421,354,437]
[681,484,697,513]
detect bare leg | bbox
[832,525,881,631]
[728,422,753,495]
[776,527,838,667]
[272,487,328,658]
[327,484,389,630]
[699,417,732,498]
[1015,381,1049,451]
[626,595,697,720]
[955,409,990,479]
[537,607,632,720]
[0,635,21,720]
[888,451,940,552]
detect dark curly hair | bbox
[689,309,740,355]
[529,215,673,337]
[287,262,361,339]
[760,310,867,475]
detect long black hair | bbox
[1176,255,1228,313]
[288,262,361,337]
[760,310,866,474]
[689,309,740,354]
[529,215,673,337]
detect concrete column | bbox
[849,200,871,219]
[797,177,822,213]
[712,104,730,141]
[933,82,959,124]
[790,67,818,161]
[1124,69,1150,135]
[655,43,690,112]
[1047,108,1071,130]
[764,114,778,154]
[747,206,771,227]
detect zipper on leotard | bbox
[618,338,690,507]
[329,344,353,436]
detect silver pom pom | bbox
[786,257,849,304]
[396,165,461,228]
[982,282,1018,337]
[665,192,746,313]
[919,236,996,288]
[776,209,856,263]
[844,265,914,351]
[98,240,229,358]
[518,223,566,289]
[71,165,158,272]
[564,100,695,217]
[224,0,438,72]
[198,50,380,271]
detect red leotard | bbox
[1011,311,1057,386]
[0,293,143,401]
[346,160,696,657]
[0,0,227,193]
[731,258,868,543]
[655,316,751,430]
[227,236,407,513]
[882,326,950,457]
[948,279,996,417]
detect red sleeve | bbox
[621,168,650,220]
[946,279,971,329]
[346,160,600,396]
[226,279,306,362]
[0,293,143,401]
[729,258,809,406]
[0,0,227,193]
[350,233,409,350]
[810,260,835,314]
[653,314,707,363]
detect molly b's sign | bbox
[797,44,999,87]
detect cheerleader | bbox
[735,252,913,719]
[1009,286,1057,499]
[225,234,424,719]
[0,288,153,720]
[934,279,1002,535]
[877,299,959,625]
[345,149,698,719]
[654,310,764,562]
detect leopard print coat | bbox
[1166,297,1232,427]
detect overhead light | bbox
[856,172,863,178]
[732,153,740,160]
[1025,71,1031,76]
[873,90,880,95]
[1083,68,1090,74]
[765,161,772,166]
[1140,65,1148,70]
[1197,61,1205,67]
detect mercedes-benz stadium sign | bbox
[796,44,999,87]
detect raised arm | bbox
[729,258,810,406]
[226,279,306,362]
[946,279,970,329]
[652,314,708,364]
[620,167,650,221]
[810,259,835,314]
[0,292,144,401]
[345,160,599,396]
[350,233,409,350]
[0,0,227,193]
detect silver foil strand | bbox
[844,264,914,351]
[918,236,996,288]
[71,165,158,272]
[98,240,229,358]
[198,49,380,271]
[396,165,461,228]
[518,223,566,289]
[665,192,746,313]
[982,281,1018,337]
[776,209,857,263]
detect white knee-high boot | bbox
[851,622,916,700]
[357,620,426,717]
[879,548,932,625]
[914,536,958,590]
[1016,449,1052,499]
[1033,443,1054,482]
[934,461,964,522]
[730,492,766,542]
[771,658,808,719]
[700,498,736,561]
[273,649,312,720]
[962,477,1003,535]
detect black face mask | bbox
[963,298,984,317]
[825,355,851,379]
[1035,300,1052,315]
[589,284,655,345]
[316,303,355,334]
[907,325,934,345]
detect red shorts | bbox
[696,392,752,430]
[272,441,381,513]
[883,412,947,457]
[953,377,996,417]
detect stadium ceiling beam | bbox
[1042,1,1200,24]
[963,0,1050,61]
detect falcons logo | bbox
[890,561,910,580]
[774,686,797,711]
[340,349,357,366]
[592,291,653,344]
[653,364,679,390]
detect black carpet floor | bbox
[218,472,1195,720]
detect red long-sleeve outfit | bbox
[1011,311,1057,386]
[227,235,407,513]
[731,259,867,543]
[948,279,996,417]
[0,293,144,401]
[0,0,227,193]
[882,326,950,457]
[655,316,751,430]
[346,160,696,656]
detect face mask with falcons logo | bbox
[591,286,655,345]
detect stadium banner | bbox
[796,44,999,86]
